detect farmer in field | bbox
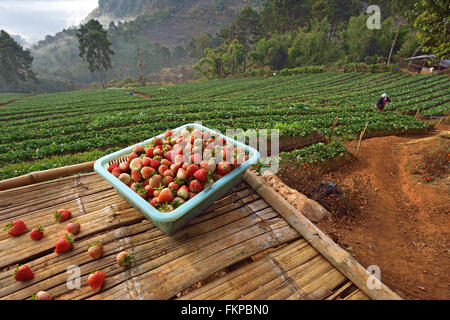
[375,93,391,111]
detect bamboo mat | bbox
[0,172,370,300]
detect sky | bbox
[0,0,99,45]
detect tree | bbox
[187,33,221,59]
[219,7,263,72]
[0,30,37,90]
[410,0,449,58]
[249,34,291,71]
[76,19,115,88]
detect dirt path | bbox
[316,132,449,299]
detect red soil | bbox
[314,132,450,299]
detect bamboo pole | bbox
[243,170,402,300]
[355,121,370,158]
[0,161,95,191]
[328,117,338,141]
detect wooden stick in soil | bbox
[435,116,444,129]
[415,108,420,120]
[355,122,370,158]
[328,117,338,141]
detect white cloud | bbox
[0,0,98,43]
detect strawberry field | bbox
[0,72,448,180]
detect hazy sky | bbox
[0,0,99,44]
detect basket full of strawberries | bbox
[94,123,259,235]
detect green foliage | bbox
[0,30,37,90]
[76,20,115,88]
[249,34,291,70]
[411,0,450,58]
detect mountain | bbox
[26,0,264,90]
[11,34,31,49]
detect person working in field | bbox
[375,93,392,111]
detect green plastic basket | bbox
[94,123,260,235]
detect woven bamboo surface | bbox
[0,172,376,300]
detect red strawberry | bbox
[111,167,122,177]
[13,265,34,281]
[164,130,173,138]
[149,197,159,207]
[193,168,208,183]
[189,180,203,193]
[149,158,160,169]
[141,156,151,167]
[163,175,174,186]
[107,163,119,173]
[158,165,168,176]
[163,169,174,177]
[5,220,27,236]
[116,251,134,267]
[170,162,182,172]
[149,174,163,188]
[145,147,155,157]
[88,271,106,291]
[132,145,145,155]
[54,209,71,223]
[145,185,154,197]
[119,161,130,172]
[141,166,155,180]
[217,161,231,175]
[88,241,103,259]
[131,169,142,182]
[128,152,139,161]
[154,137,163,146]
[186,164,198,176]
[177,185,189,199]
[119,173,131,184]
[189,192,197,199]
[168,182,180,191]
[29,226,44,240]
[54,234,74,253]
[158,188,174,203]
[32,291,51,300]
[153,147,163,156]
[189,153,202,164]
[66,222,81,235]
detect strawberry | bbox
[133,145,145,155]
[164,150,175,162]
[66,222,81,235]
[116,251,134,267]
[29,226,44,240]
[189,180,203,193]
[131,169,142,182]
[163,175,174,186]
[88,241,103,259]
[32,291,51,300]
[129,158,143,171]
[149,174,163,188]
[54,209,71,223]
[172,197,185,207]
[176,168,187,181]
[111,167,122,177]
[119,161,130,172]
[149,158,160,169]
[145,185,154,197]
[163,169,174,177]
[145,147,155,157]
[189,192,197,199]
[168,182,180,191]
[141,166,155,180]
[119,173,131,184]
[189,153,202,164]
[153,147,163,156]
[5,220,27,236]
[88,271,106,291]
[149,197,159,207]
[217,161,231,175]
[158,165,168,176]
[128,152,139,161]
[177,185,189,199]
[170,162,182,172]
[154,137,163,146]
[54,234,73,253]
[186,164,198,176]
[158,188,174,203]
[193,168,208,183]
[141,156,152,167]
[13,265,34,281]
[164,130,173,139]
[107,163,119,173]
[174,154,186,164]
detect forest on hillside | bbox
[0,0,448,93]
